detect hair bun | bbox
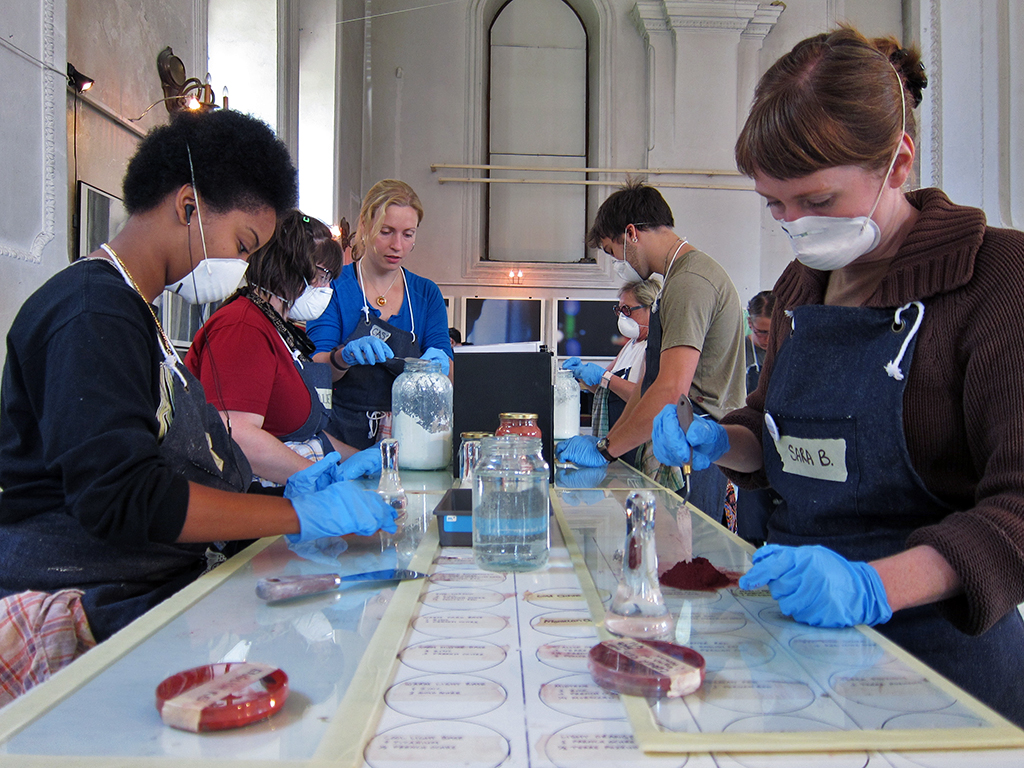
[890,47,928,108]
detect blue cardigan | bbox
[307,263,453,360]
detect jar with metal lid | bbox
[553,368,581,439]
[495,412,541,438]
[472,436,550,572]
[459,431,492,488]
[391,358,453,470]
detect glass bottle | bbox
[472,436,550,572]
[376,438,408,528]
[459,431,492,489]
[391,358,453,470]
[495,412,542,438]
[604,491,672,640]
[553,368,581,439]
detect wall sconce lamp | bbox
[508,268,524,286]
[156,46,227,114]
[130,47,229,123]
[67,63,94,93]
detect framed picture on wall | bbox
[555,297,622,359]
[76,181,129,261]
[462,296,544,346]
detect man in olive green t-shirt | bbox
[555,181,745,523]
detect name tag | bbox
[773,435,847,483]
[316,387,332,410]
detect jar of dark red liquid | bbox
[495,412,541,438]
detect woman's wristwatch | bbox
[600,369,613,387]
[595,437,615,462]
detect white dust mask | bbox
[782,71,907,272]
[613,231,644,282]
[165,258,248,304]
[617,313,642,340]
[289,285,333,322]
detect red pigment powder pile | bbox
[659,557,734,591]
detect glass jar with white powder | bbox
[391,358,453,470]
[553,367,581,439]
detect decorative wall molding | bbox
[1,0,58,264]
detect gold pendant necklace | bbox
[100,243,176,357]
[367,265,402,307]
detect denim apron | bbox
[641,252,728,521]
[328,267,421,450]
[0,257,251,641]
[763,301,1024,726]
[277,348,334,454]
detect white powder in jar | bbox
[393,411,452,469]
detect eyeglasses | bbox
[613,304,644,318]
[313,265,335,288]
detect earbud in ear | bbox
[185,204,195,224]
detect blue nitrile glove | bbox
[341,335,394,366]
[562,357,583,375]
[420,346,451,376]
[651,404,729,470]
[738,544,893,628]
[555,435,607,467]
[576,363,606,387]
[285,451,345,496]
[335,446,382,480]
[555,466,607,488]
[562,357,604,387]
[285,481,398,543]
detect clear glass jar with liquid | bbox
[391,358,453,470]
[553,367,581,439]
[472,436,550,572]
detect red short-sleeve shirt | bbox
[185,297,311,436]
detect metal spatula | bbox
[676,395,694,504]
[256,568,426,602]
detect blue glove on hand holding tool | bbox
[340,335,394,366]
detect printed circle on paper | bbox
[412,611,509,638]
[523,587,588,607]
[545,720,688,768]
[428,571,507,586]
[688,608,748,634]
[698,669,816,715]
[756,604,796,627]
[536,639,593,673]
[366,720,509,768]
[385,674,507,719]
[723,717,869,768]
[687,634,775,672]
[530,610,596,638]
[539,673,624,719]
[400,638,507,673]
[829,668,957,713]
[884,710,989,731]
[788,631,893,668]
[420,587,507,610]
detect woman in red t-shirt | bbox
[187,211,369,487]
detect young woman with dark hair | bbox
[186,210,378,487]
[652,26,1024,724]
[0,111,395,643]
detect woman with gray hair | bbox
[562,277,660,467]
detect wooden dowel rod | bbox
[431,163,743,177]
[435,176,753,191]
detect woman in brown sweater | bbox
[651,27,1024,724]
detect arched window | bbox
[487,0,588,263]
